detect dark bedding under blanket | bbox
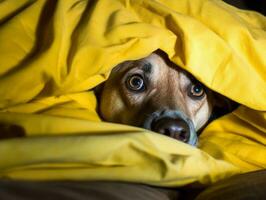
[0,180,181,200]
[0,170,265,200]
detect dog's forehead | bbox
[146,53,191,84]
[144,53,168,69]
[110,52,192,86]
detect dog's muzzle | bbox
[143,110,197,146]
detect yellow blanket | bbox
[0,0,265,187]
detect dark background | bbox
[224,0,266,15]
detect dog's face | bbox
[98,51,225,145]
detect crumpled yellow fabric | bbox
[0,0,265,187]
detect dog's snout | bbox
[151,118,190,143]
[143,110,197,145]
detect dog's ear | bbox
[94,82,106,119]
[94,82,105,102]
[211,92,239,119]
[213,92,238,111]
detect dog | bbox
[97,50,237,145]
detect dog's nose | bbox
[151,118,190,142]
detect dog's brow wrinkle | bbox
[142,63,152,73]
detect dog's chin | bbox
[142,110,198,146]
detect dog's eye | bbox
[126,74,145,92]
[188,83,205,99]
